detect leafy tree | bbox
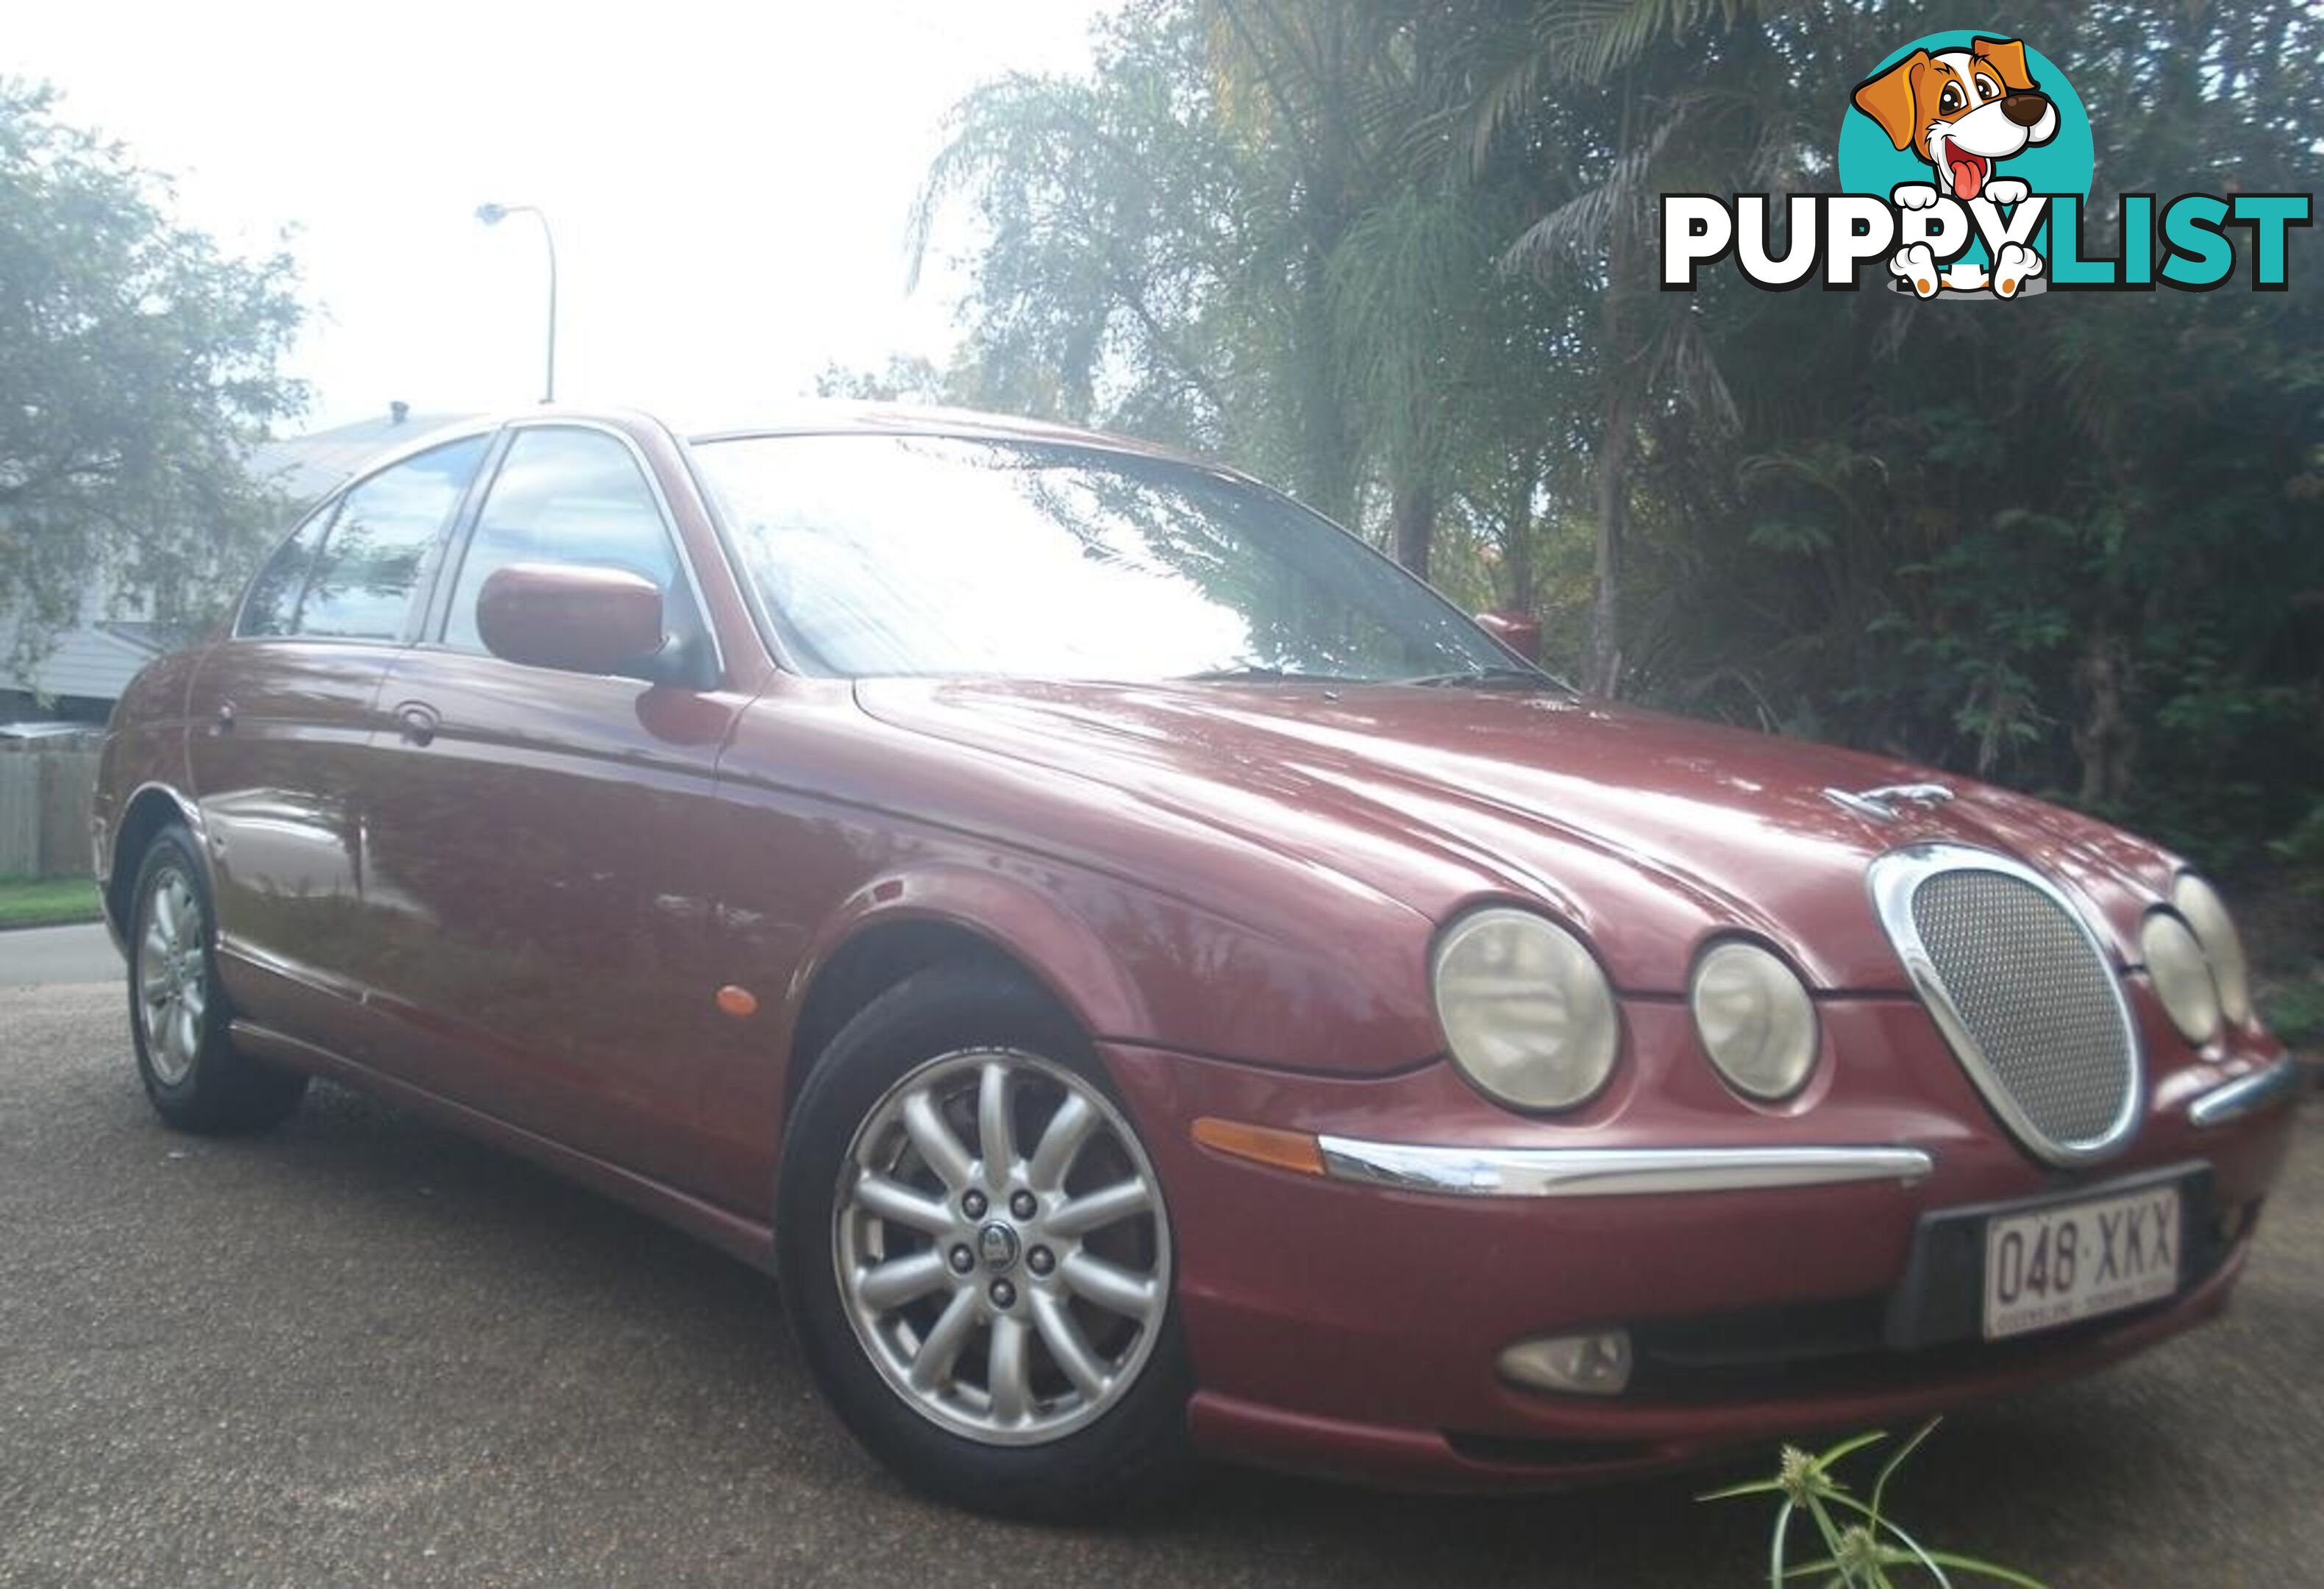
[1630,2,2324,870]
[908,1,1554,550]
[812,354,956,405]
[0,80,304,675]
[911,0,2324,892]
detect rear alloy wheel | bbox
[778,964,1188,1517]
[126,828,307,1133]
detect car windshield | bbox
[691,432,1528,683]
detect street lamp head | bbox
[472,202,557,404]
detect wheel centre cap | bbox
[975,1220,1021,1272]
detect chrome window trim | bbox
[433,416,728,683]
[1314,1138,1933,1198]
[1867,843,2144,1167]
[231,421,502,645]
[229,497,340,641]
[664,425,813,678]
[2188,1056,2306,1128]
[298,433,498,646]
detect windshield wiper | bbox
[1395,666,1553,690]
[1180,664,1558,690]
[1180,666,1352,684]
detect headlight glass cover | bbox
[1433,908,1619,1110]
[2140,911,2221,1046]
[1690,940,1819,1100]
[2170,874,2253,1025]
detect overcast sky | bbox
[13,1,1110,430]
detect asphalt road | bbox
[0,924,117,988]
[2,980,2319,1588]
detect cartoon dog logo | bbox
[1851,37,2060,298]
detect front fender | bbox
[718,686,1445,1087]
[782,861,1155,1054]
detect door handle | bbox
[394,700,441,747]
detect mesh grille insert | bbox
[1908,869,2135,1151]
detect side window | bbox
[443,427,694,655]
[298,436,489,641]
[235,501,337,638]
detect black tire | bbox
[776,960,1191,1518]
[125,827,307,1134]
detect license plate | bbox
[1982,1183,2182,1340]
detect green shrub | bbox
[1703,1422,2047,1588]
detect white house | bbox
[0,403,468,722]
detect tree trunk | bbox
[1293,272,1357,526]
[1287,10,1357,527]
[1589,84,1639,699]
[1590,387,1632,695]
[1389,475,1436,580]
[2072,625,2137,809]
[1503,461,1536,614]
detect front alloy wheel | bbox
[777,963,1189,1517]
[835,1047,1171,1445]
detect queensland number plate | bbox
[1982,1183,2181,1340]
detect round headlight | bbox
[2140,911,2221,1046]
[1433,909,1619,1110]
[2171,874,2252,1025]
[1690,941,1819,1101]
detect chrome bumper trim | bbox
[2188,1057,2308,1128]
[1313,1138,1935,1198]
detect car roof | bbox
[677,400,1197,464]
[309,401,1222,506]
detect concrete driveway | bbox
[1,978,2317,1587]
[0,923,118,987]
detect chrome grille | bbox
[1869,846,2141,1164]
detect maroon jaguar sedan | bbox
[93,405,2303,1515]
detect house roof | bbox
[249,406,474,505]
[97,620,186,655]
[0,618,168,703]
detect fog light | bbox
[1497,1329,1633,1396]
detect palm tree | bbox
[1457,0,1784,692]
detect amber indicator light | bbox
[716,985,759,1019]
[1191,1117,1325,1176]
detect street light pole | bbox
[475,202,557,403]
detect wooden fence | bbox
[0,748,101,879]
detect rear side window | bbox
[442,427,691,654]
[235,502,337,638]
[298,436,490,641]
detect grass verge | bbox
[0,876,102,930]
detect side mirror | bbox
[1473,610,1542,665]
[477,564,666,675]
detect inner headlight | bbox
[1433,908,1619,1110]
[1690,940,1819,1100]
[2171,874,2253,1025]
[2140,911,2221,1046]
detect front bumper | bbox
[1315,1137,1936,1197]
[1100,1000,2304,1490]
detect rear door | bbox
[186,434,491,1053]
[359,422,750,1190]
